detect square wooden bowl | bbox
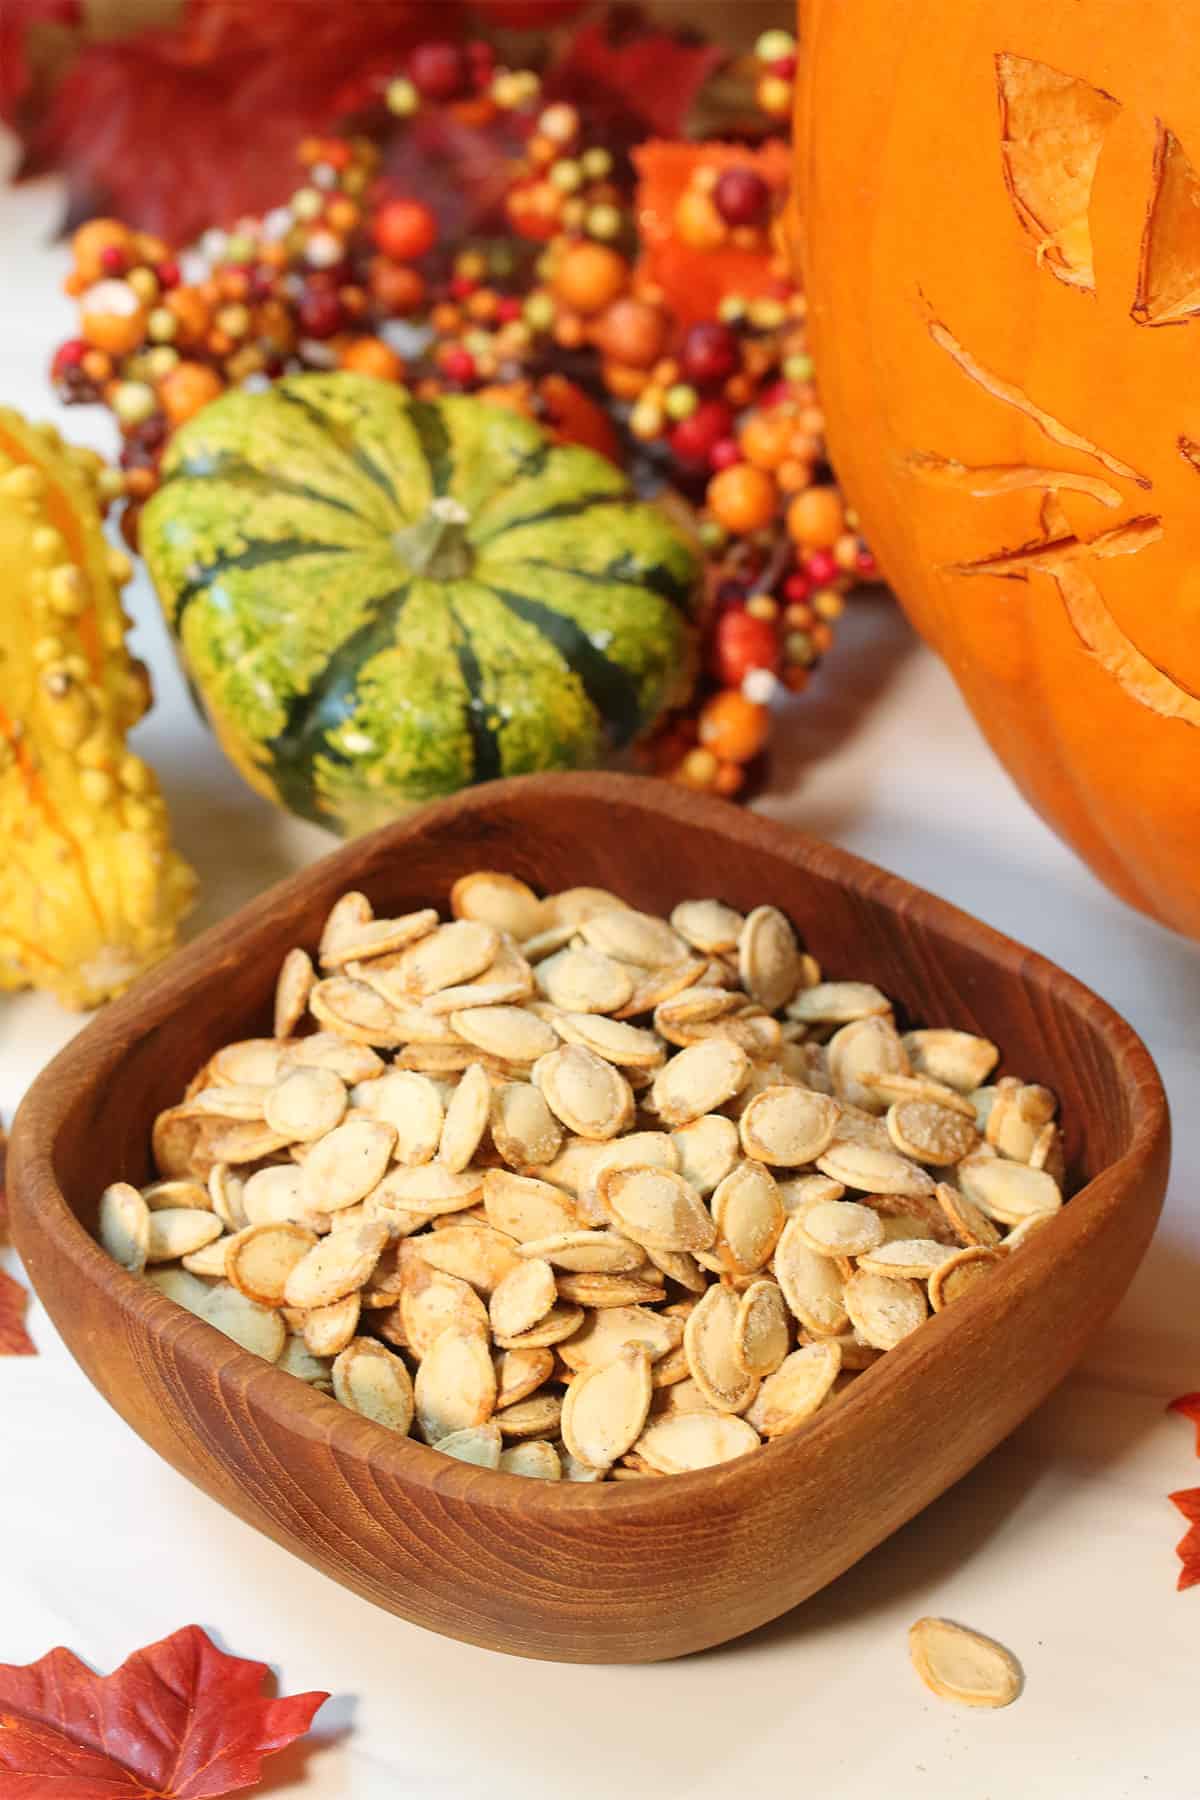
[7,773,1169,1663]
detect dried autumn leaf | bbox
[0,1267,36,1356]
[0,1622,327,1797]
[1169,1485,1200,1592]
[0,0,79,127]
[20,0,465,242]
[1167,1391,1200,1456]
[541,15,722,143]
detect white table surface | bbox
[2,149,1199,1800]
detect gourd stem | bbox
[393,496,473,580]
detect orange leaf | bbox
[1167,1391,1200,1455]
[20,0,464,242]
[1169,1486,1200,1591]
[632,139,793,328]
[0,1624,327,1797]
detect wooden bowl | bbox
[8,773,1169,1663]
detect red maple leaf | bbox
[0,1624,327,1797]
[541,12,724,142]
[1167,1391,1200,1456]
[0,0,79,127]
[20,0,468,243]
[1169,1486,1200,1592]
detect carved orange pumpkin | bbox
[795,0,1200,938]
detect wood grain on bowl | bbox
[7,774,1170,1662]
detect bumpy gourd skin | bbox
[0,408,195,1008]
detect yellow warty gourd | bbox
[0,408,195,1008]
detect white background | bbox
[2,145,1199,1798]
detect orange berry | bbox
[369,257,426,315]
[80,349,113,383]
[602,360,650,400]
[79,283,147,356]
[254,299,295,353]
[372,198,438,262]
[159,361,224,426]
[706,463,778,535]
[124,467,156,499]
[218,268,250,301]
[338,336,405,381]
[676,747,721,789]
[552,242,629,315]
[673,188,726,250]
[739,409,797,471]
[714,760,746,796]
[553,311,586,349]
[593,297,669,369]
[776,457,812,492]
[834,530,861,572]
[166,288,211,346]
[466,289,500,322]
[785,485,845,548]
[430,302,462,335]
[698,691,771,764]
[724,374,755,407]
[71,219,133,284]
[325,197,360,235]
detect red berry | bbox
[496,296,523,322]
[768,54,797,79]
[805,548,839,585]
[713,167,770,227]
[669,399,734,467]
[449,273,478,300]
[372,197,439,262]
[50,338,87,377]
[440,345,476,384]
[784,571,811,603]
[467,40,495,84]
[711,606,780,687]
[249,264,278,301]
[708,437,742,472]
[298,288,343,339]
[407,40,467,102]
[155,258,181,290]
[99,244,127,275]
[679,321,740,388]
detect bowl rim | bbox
[8,771,1171,1516]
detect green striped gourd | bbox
[141,373,699,834]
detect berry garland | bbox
[49,25,876,800]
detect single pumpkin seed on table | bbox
[102,875,1071,1479]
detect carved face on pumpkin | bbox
[796,0,1200,936]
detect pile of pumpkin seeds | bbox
[98,874,1068,1481]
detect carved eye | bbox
[1133,124,1200,324]
[995,53,1120,293]
[996,53,1200,328]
